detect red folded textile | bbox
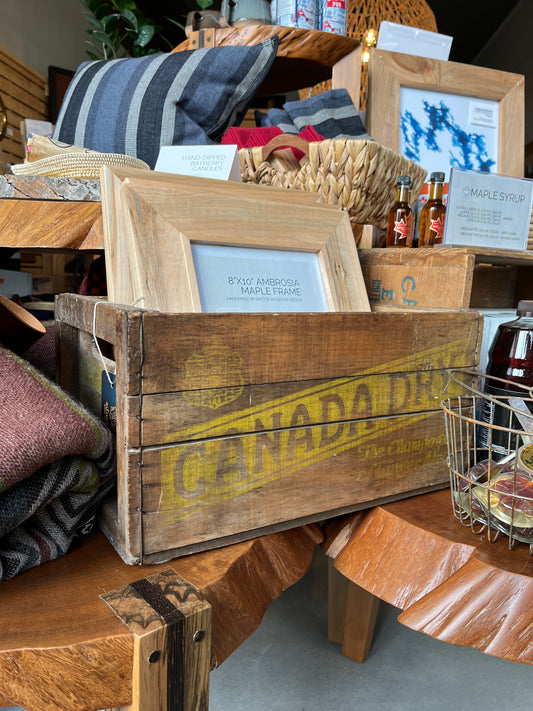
[222,124,325,162]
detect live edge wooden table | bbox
[0,524,320,711]
[325,489,533,666]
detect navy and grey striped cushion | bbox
[52,39,278,169]
[256,89,371,140]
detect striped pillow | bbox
[52,40,278,169]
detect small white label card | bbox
[191,244,330,313]
[443,168,533,251]
[155,144,242,182]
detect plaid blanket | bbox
[0,344,115,582]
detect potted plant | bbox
[80,0,202,59]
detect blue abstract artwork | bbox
[399,87,498,177]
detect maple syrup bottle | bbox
[418,172,446,247]
[386,176,414,247]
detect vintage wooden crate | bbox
[56,294,482,564]
[360,247,533,310]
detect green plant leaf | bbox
[111,0,138,11]
[122,8,139,31]
[166,16,186,31]
[91,29,114,44]
[196,0,214,9]
[135,24,155,48]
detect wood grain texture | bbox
[0,45,47,165]
[359,247,533,310]
[366,49,525,179]
[0,199,103,249]
[100,166,370,313]
[102,570,211,711]
[0,525,319,710]
[55,295,482,563]
[326,489,533,664]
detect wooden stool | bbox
[325,490,533,665]
[0,525,319,710]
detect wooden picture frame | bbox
[366,49,525,178]
[100,166,371,313]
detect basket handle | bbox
[261,134,310,162]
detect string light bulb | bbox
[362,27,377,63]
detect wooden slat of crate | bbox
[56,295,482,565]
[359,247,533,310]
[0,45,48,166]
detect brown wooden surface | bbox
[100,166,370,313]
[56,295,482,563]
[359,247,533,310]
[174,26,359,97]
[102,569,211,711]
[0,198,103,249]
[0,524,319,710]
[326,489,533,664]
[0,45,48,166]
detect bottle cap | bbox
[397,176,413,187]
[517,300,533,317]
[429,172,445,182]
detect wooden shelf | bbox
[174,25,361,98]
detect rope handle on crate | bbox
[261,134,310,162]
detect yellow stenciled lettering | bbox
[215,428,249,488]
[320,394,346,447]
[348,383,374,434]
[388,373,411,414]
[254,414,282,474]
[286,404,314,460]
[172,442,209,499]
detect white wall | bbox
[0,0,89,77]
[474,0,533,145]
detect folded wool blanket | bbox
[255,88,372,141]
[0,344,115,582]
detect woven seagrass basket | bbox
[239,135,427,232]
[12,134,150,179]
[12,152,149,179]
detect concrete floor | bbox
[6,549,533,711]
[208,549,533,711]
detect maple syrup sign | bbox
[159,338,471,521]
[443,168,533,250]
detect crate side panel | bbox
[139,411,449,555]
[140,363,474,447]
[139,311,482,394]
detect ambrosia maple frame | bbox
[366,48,525,178]
[100,166,370,314]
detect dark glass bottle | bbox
[386,176,414,248]
[418,172,446,247]
[479,300,533,458]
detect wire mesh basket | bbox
[441,369,533,552]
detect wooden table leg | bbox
[328,559,379,663]
[102,569,212,711]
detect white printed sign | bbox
[191,244,329,313]
[443,168,533,250]
[155,145,242,182]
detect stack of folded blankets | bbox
[0,306,115,582]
